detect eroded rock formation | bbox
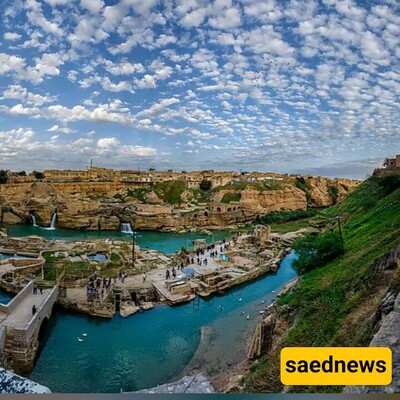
[0,176,359,231]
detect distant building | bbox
[385,155,400,169]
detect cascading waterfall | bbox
[43,212,57,230]
[121,222,133,234]
[30,214,38,227]
[50,212,57,229]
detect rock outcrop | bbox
[344,293,400,394]
[239,187,307,212]
[0,176,359,231]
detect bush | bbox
[0,170,8,184]
[153,180,186,205]
[200,180,212,191]
[294,177,312,202]
[292,230,343,274]
[126,188,150,202]
[33,171,44,180]
[254,209,317,225]
[328,185,339,204]
[221,192,241,203]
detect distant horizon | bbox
[5,162,370,181]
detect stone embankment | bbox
[133,373,214,394]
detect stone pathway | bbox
[134,373,214,394]
[3,289,51,328]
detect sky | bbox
[0,0,399,179]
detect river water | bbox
[0,224,230,254]
[27,253,296,393]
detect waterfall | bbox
[121,222,133,234]
[30,214,38,227]
[43,212,57,230]
[50,212,57,229]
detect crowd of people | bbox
[165,265,184,280]
[87,274,113,298]
[189,239,231,267]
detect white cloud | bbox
[81,0,104,14]
[137,74,157,89]
[26,0,63,36]
[139,98,180,116]
[4,32,22,41]
[97,137,120,149]
[103,59,144,75]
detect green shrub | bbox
[292,230,343,274]
[295,177,312,202]
[254,209,317,225]
[200,180,212,191]
[221,192,241,203]
[153,180,186,205]
[126,188,150,202]
[327,185,339,204]
[0,170,8,184]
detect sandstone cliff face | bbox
[0,177,359,231]
[239,187,307,212]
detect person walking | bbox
[142,273,147,283]
[32,305,37,315]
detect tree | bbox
[33,171,44,180]
[0,170,8,184]
[17,171,27,176]
[383,158,389,168]
[327,185,339,204]
[292,230,342,274]
[200,180,212,191]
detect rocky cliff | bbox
[0,176,359,231]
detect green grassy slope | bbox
[244,175,400,393]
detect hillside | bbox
[243,174,400,393]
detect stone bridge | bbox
[0,281,58,373]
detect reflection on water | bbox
[28,253,296,393]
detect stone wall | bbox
[0,281,33,314]
[2,286,58,374]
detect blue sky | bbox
[0,0,399,179]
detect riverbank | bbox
[177,256,298,393]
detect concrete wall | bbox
[0,281,33,314]
[21,286,58,344]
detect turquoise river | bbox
[0,224,230,254]
[0,225,296,393]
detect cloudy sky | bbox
[0,0,399,179]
